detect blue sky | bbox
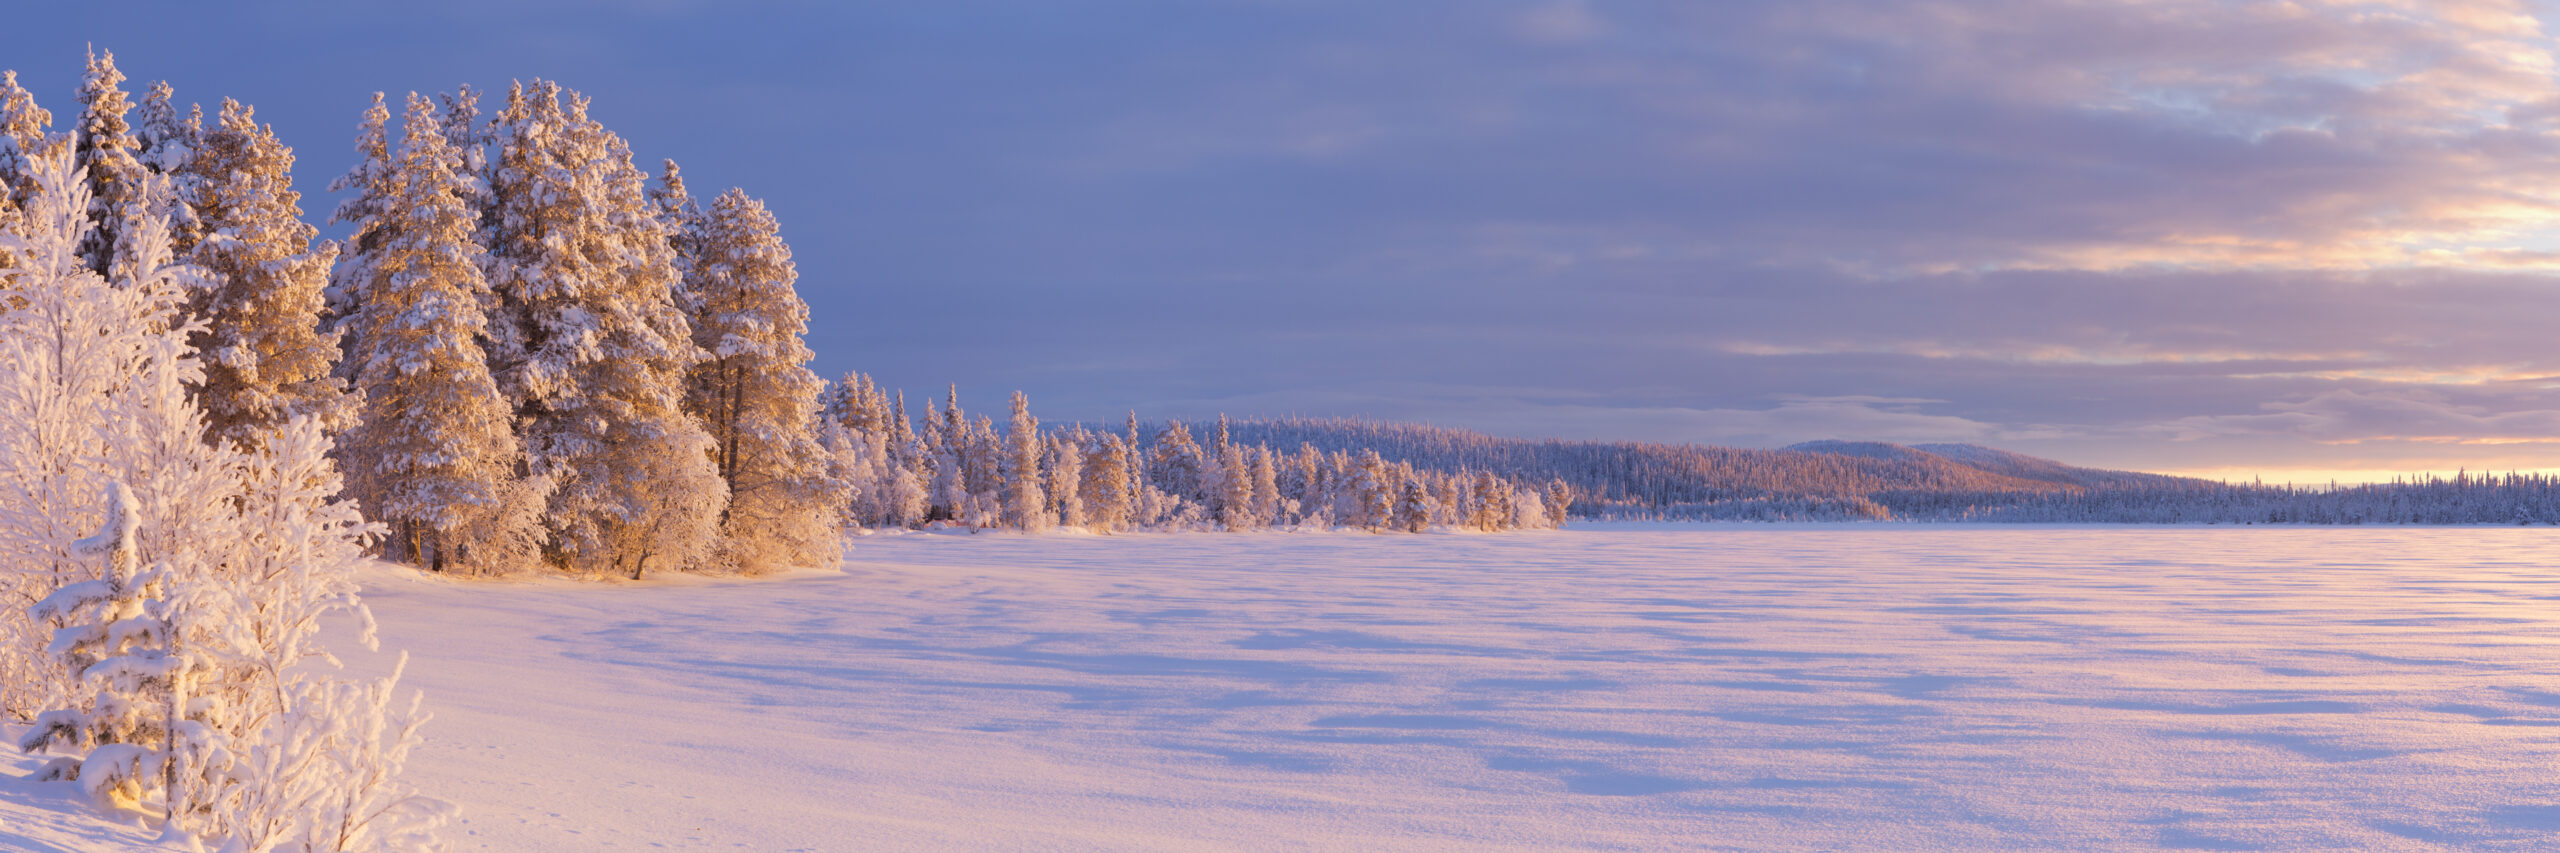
[19,1,2560,481]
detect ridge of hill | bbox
[1174,417,2204,519]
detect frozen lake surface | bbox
[9,525,2560,850]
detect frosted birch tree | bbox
[0,147,447,848]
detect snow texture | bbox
[8,526,2555,849]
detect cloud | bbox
[19,1,2560,481]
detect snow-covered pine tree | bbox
[649,159,699,263]
[1510,485,1550,529]
[1123,412,1145,512]
[1470,471,1513,531]
[1217,441,1254,530]
[1350,450,1393,531]
[964,413,1003,527]
[1542,479,1574,527]
[483,80,725,576]
[1205,415,1233,519]
[1002,391,1049,532]
[1081,433,1132,533]
[1149,422,1206,502]
[71,48,146,278]
[1248,447,1283,528]
[1048,431,1084,528]
[323,93,395,361]
[18,482,169,810]
[1395,476,1433,533]
[339,93,546,575]
[130,81,200,249]
[182,98,350,447]
[0,70,51,271]
[673,184,837,571]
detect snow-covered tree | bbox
[182,98,349,447]
[0,151,208,718]
[0,70,52,272]
[483,81,724,576]
[1511,486,1550,529]
[1542,480,1574,527]
[1348,451,1393,531]
[1047,431,1084,528]
[130,81,200,248]
[338,93,545,575]
[71,48,145,277]
[1216,441,1255,530]
[1248,447,1282,528]
[1469,471,1514,531]
[1081,434,1133,534]
[323,94,395,353]
[671,183,837,571]
[1148,422,1206,502]
[0,147,446,849]
[1394,477,1434,533]
[1003,391,1049,532]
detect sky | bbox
[16,0,2560,483]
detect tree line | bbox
[0,52,1569,586]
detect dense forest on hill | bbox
[1188,418,2560,524]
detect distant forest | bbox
[1189,418,2560,525]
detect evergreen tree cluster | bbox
[1223,418,2560,525]
[817,391,1570,533]
[3,52,1569,589]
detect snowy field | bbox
[10,525,2560,850]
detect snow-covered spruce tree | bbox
[1348,450,1393,531]
[821,373,927,529]
[1003,391,1049,532]
[0,70,52,272]
[1511,485,1550,529]
[1081,433,1133,534]
[1395,477,1434,533]
[1148,422,1206,505]
[1249,446,1283,527]
[1047,431,1084,528]
[483,81,724,576]
[71,48,147,278]
[182,98,350,447]
[1469,471,1514,531]
[669,182,838,571]
[130,81,200,249]
[1542,479,1575,527]
[338,93,545,575]
[323,94,395,364]
[961,411,1003,527]
[1216,441,1255,530]
[18,481,164,806]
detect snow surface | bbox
[11,525,2560,850]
